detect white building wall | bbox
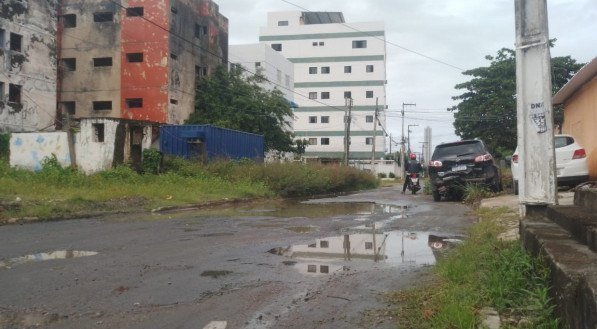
[75,118,120,174]
[260,12,387,160]
[9,132,71,171]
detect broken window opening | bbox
[321,66,330,74]
[320,265,329,273]
[93,101,112,111]
[366,90,374,98]
[8,84,22,104]
[126,98,143,108]
[344,66,352,73]
[126,7,144,17]
[195,65,208,79]
[126,53,143,63]
[194,24,208,38]
[92,123,105,142]
[93,12,114,23]
[366,65,374,73]
[320,240,329,248]
[10,33,22,52]
[320,92,330,99]
[170,53,178,60]
[0,82,4,101]
[61,58,76,71]
[0,29,5,48]
[61,101,76,115]
[93,57,113,67]
[271,43,282,51]
[62,14,76,28]
[321,138,330,145]
[170,99,178,105]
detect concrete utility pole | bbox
[371,98,379,173]
[515,0,558,217]
[401,103,416,177]
[344,97,353,166]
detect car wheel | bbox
[513,180,518,195]
[432,190,440,202]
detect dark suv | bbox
[428,139,500,201]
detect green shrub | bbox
[378,172,387,179]
[462,184,493,204]
[142,148,162,174]
[0,133,9,162]
[97,165,139,181]
[389,172,396,179]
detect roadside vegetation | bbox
[0,155,377,222]
[390,207,562,328]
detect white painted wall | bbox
[75,118,120,174]
[9,132,70,171]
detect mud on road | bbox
[0,186,474,329]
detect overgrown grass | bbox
[391,208,562,329]
[463,184,494,205]
[0,157,378,221]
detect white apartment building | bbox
[229,43,295,105]
[259,11,387,161]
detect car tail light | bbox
[572,149,586,159]
[512,154,518,163]
[429,160,442,168]
[474,153,493,163]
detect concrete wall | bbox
[562,76,597,179]
[260,11,387,160]
[0,0,58,133]
[75,118,120,174]
[168,0,228,124]
[9,132,70,171]
[60,0,122,119]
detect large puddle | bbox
[269,231,462,276]
[0,250,98,269]
[151,200,408,221]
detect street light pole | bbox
[407,124,419,155]
[401,103,416,177]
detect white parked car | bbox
[512,134,589,194]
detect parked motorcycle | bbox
[407,172,421,194]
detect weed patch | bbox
[391,209,562,328]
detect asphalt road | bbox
[0,186,474,329]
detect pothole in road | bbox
[268,231,463,276]
[200,270,233,279]
[0,250,98,269]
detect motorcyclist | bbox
[402,153,422,194]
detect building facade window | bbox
[321,138,330,145]
[62,14,76,28]
[92,123,105,142]
[321,92,330,99]
[93,101,112,111]
[255,62,261,68]
[126,98,143,108]
[170,53,178,60]
[366,115,373,123]
[366,90,374,98]
[352,40,367,48]
[344,66,351,73]
[271,43,282,51]
[278,20,289,26]
[366,137,373,145]
[309,116,317,123]
[194,24,207,38]
[321,66,330,74]
[93,12,114,22]
[10,33,22,52]
[312,42,318,46]
[61,101,76,115]
[61,58,76,71]
[126,7,144,17]
[308,138,317,145]
[309,67,317,74]
[366,65,374,72]
[8,84,21,104]
[344,91,352,99]
[0,82,4,101]
[319,41,324,46]
[93,57,113,67]
[320,116,329,123]
[320,240,329,248]
[170,99,178,104]
[308,92,317,99]
[126,53,143,63]
[195,65,208,79]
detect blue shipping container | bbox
[160,125,264,161]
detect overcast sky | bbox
[217,0,596,154]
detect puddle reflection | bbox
[0,251,98,269]
[269,232,462,276]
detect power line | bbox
[279,0,465,71]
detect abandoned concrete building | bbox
[3,0,229,172]
[0,0,59,133]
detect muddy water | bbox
[0,250,98,269]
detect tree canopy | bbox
[187,65,299,153]
[449,47,584,155]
